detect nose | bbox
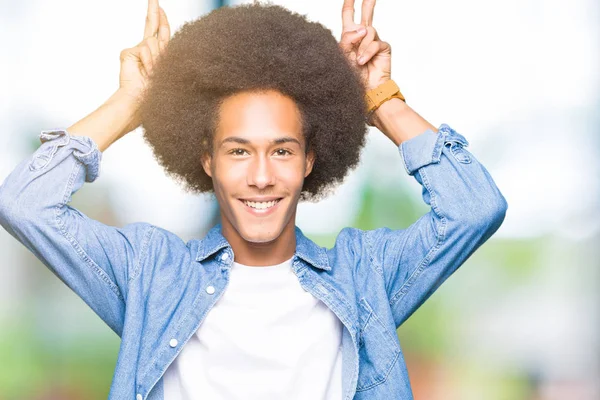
[247,154,276,189]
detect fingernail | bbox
[356,27,367,35]
[357,56,364,64]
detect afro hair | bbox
[139,1,369,202]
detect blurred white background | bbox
[0,0,598,399]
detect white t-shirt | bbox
[163,256,343,400]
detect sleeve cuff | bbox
[398,123,469,175]
[38,129,102,182]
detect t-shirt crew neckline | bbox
[232,256,294,270]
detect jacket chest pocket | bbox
[356,298,401,392]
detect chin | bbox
[239,224,281,244]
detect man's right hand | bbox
[117,0,171,124]
[66,1,171,152]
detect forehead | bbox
[215,90,303,145]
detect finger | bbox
[356,26,376,58]
[145,36,160,64]
[342,0,356,32]
[338,26,368,54]
[360,0,376,26]
[140,61,148,80]
[144,0,160,39]
[357,40,390,65]
[124,46,149,79]
[139,44,153,76]
[158,7,170,52]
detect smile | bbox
[238,198,283,216]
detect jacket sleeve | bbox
[0,129,154,336]
[363,123,508,329]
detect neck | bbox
[219,215,297,267]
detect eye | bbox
[274,148,292,156]
[228,148,249,156]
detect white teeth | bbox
[243,199,280,210]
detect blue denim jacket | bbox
[0,123,507,400]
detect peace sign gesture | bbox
[338,0,391,92]
[118,0,171,102]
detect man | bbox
[0,0,507,399]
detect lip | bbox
[238,198,283,217]
[239,196,283,202]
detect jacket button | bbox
[206,286,215,295]
[136,394,142,400]
[221,252,229,261]
[169,338,178,348]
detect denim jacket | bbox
[0,123,507,400]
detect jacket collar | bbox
[195,222,331,271]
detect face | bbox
[201,90,315,244]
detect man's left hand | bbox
[338,0,392,91]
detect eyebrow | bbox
[219,136,302,148]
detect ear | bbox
[201,152,213,178]
[304,149,315,178]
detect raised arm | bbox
[364,120,507,328]
[70,0,171,152]
[338,0,507,328]
[0,0,171,336]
